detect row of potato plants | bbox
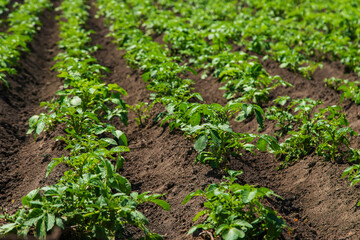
[127,0,291,106]
[0,0,51,88]
[153,0,360,193]
[0,1,169,239]
[157,0,360,78]
[96,0,288,239]
[129,0,360,185]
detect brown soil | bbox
[1,1,360,240]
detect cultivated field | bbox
[1,0,360,239]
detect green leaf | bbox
[46,160,60,178]
[116,175,131,194]
[36,120,46,136]
[46,213,55,232]
[115,156,125,171]
[111,146,130,153]
[102,138,117,145]
[222,227,245,240]
[193,210,207,221]
[189,112,201,126]
[142,72,151,82]
[28,115,39,127]
[182,190,204,205]
[27,208,44,220]
[254,108,264,127]
[149,199,170,211]
[187,225,202,235]
[130,211,148,225]
[216,224,229,235]
[194,134,208,152]
[55,218,64,229]
[186,66,197,75]
[70,96,82,106]
[210,129,221,147]
[108,83,127,95]
[257,138,267,152]
[233,219,252,228]
[35,219,46,240]
[113,130,128,146]
[0,223,16,235]
[218,124,233,132]
[242,189,257,203]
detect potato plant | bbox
[275,105,358,167]
[266,96,322,137]
[325,77,360,104]
[0,159,169,240]
[182,170,287,240]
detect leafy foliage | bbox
[275,105,358,167]
[0,0,169,239]
[266,96,322,137]
[0,159,169,240]
[325,77,360,104]
[0,0,51,87]
[182,170,287,240]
